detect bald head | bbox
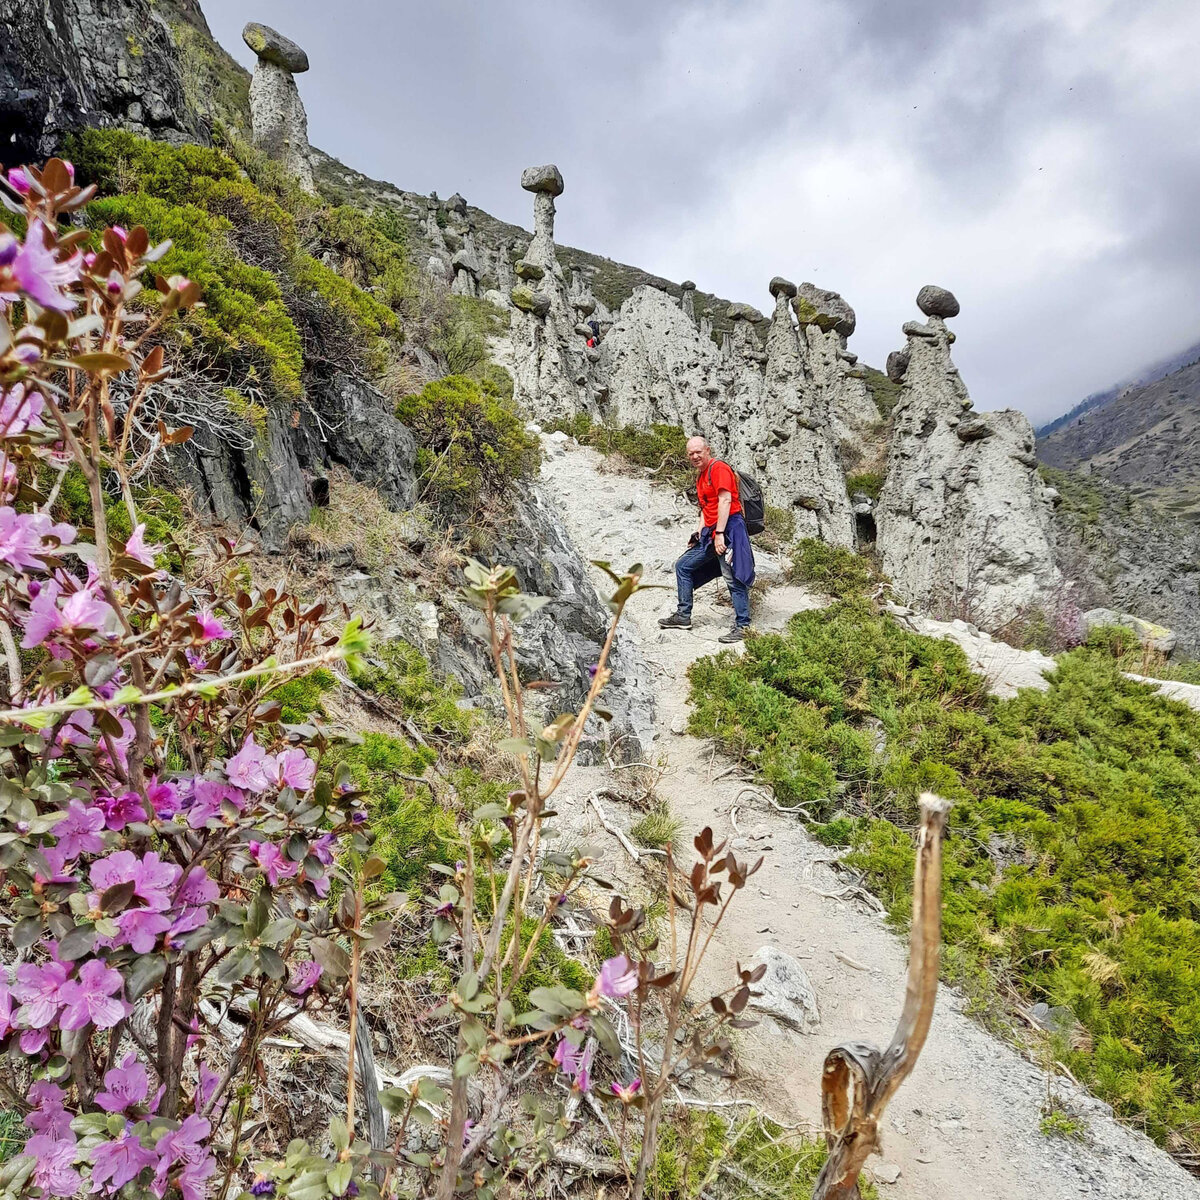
[686,436,712,470]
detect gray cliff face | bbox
[0,0,204,159]
[877,298,1060,625]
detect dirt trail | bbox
[538,434,1198,1200]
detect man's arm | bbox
[714,490,732,553]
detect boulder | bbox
[886,347,910,383]
[726,302,764,323]
[792,282,856,337]
[510,285,551,318]
[746,946,820,1032]
[1082,608,1178,655]
[916,284,960,318]
[955,417,993,442]
[769,275,797,299]
[520,163,564,196]
[514,259,545,282]
[242,21,309,72]
[681,280,696,291]
[446,192,467,216]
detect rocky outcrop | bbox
[877,288,1060,626]
[0,0,204,160]
[243,21,314,193]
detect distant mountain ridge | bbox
[1038,351,1200,524]
[1037,337,1200,438]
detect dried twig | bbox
[587,792,666,862]
[812,793,950,1200]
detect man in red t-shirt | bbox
[659,436,755,642]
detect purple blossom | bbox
[90,849,180,910]
[1,510,74,577]
[12,959,69,1027]
[26,1132,80,1197]
[116,908,173,954]
[0,383,45,436]
[196,1063,219,1112]
[274,747,315,793]
[152,1113,213,1197]
[551,1038,595,1093]
[146,776,180,818]
[26,1081,71,1138]
[250,1179,276,1196]
[225,737,274,793]
[90,1124,156,1190]
[6,167,30,194]
[0,982,15,1040]
[8,222,80,311]
[96,790,144,832]
[57,958,128,1030]
[309,833,336,866]
[96,1051,150,1112]
[611,1077,642,1104]
[592,955,638,1000]
[587,662,599,680]
[176,866,219,907]
[248,840,299,888]
[59,584,115,636]
[124,522,162,568]
[195,609,232,642]
[286,960,322,996]
[53,801,105,858]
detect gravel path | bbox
[538,434,1199,1200]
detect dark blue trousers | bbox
[674,539,751,627]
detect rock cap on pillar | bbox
[242,22,309,72]
[769,276,797,300]
[916,284,960,319]
[521,164,565,196]
[792,282,856,337]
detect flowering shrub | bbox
[0,157,762,1200]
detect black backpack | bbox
[704,462,766,537]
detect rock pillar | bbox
[242,22,314,194]
[680,280,696,324]
[521,163,564,273]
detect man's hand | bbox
[688,531,700,548]
[714,531,727,556]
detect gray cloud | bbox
[203,0,1200,423]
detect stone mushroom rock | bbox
[514,259,545,282]
[242,21,315,193]
[242,21,309,72]
[446,192,468,217]
[792,282,856,337]
[746,946,820,1032]
[680,279,697,323]
[520,164,564,272]
[769,275,798,300]
[727,302,764,323]
[510,285,551,318]
[916,284,960,319]
[876,304,1060,628]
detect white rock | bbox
[746,945,820,1032]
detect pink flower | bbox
[286,960,322,995]
[195,609,232,642]
[110,225,128,242]
[611,1077,641,1103]
[26,1081,71,1137]
[90,1125,156,1190]
[274,747,315,793]
[8,221,80,311]
[57,958,128,1030]
[116,909,173,954]
[6,167,30,195]
[1,509,74,576]
[0,383,45,435]
[54,801,106,858]
[0,982,14,1040]
[197,1063,219,1112]
[592,955,637,1000]
[96,790,146,832]
[124,522,162,568]
[12,959,69,1027]
[185,779,245,828]
[309,833,336,866]
[89,849,179,910]
[96,1052,150,1112]
[26,1132,80,1197]
[146,776,180,818]
[247,840,299,888]
[553,1036,595,1090]
[153,1114,213,1197]
[176,866,219,907]
[225,737,274,793]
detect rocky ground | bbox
[536,432,1200,1200]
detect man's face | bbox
[686,439,710,470]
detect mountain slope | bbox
[1038,356,1200,523]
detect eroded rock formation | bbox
[243,21,314,193]
[877,287,1060,624]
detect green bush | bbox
[396,374,539,513]
[846,472,884,501]
[551,415,695,493]
[789,538,875,598]
[862,367,902,419]
[267,668,337,724]
[353,640,472,740]
[687,601,1200,1152]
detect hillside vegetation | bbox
[688,603,1200,1158]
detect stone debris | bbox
[746,945,820,1032]
[1081,608,1178,655]
[243,22,315,193]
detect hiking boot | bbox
[658,612,692,630]
[719,625,749,644]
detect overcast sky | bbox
[203,0,1200,425]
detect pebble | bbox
[873,1162,902,1185]
[670,714,688,735]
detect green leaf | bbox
[126,954,167,1000]
[326,1160,353,1196]
[454,1052,481,1079]
[111,685,142,705]
[497,737,534,757]
[56,924,96,961]
[71,351,132,374]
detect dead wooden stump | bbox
[812,793,951,1200]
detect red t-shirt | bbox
[696,460,742,527]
